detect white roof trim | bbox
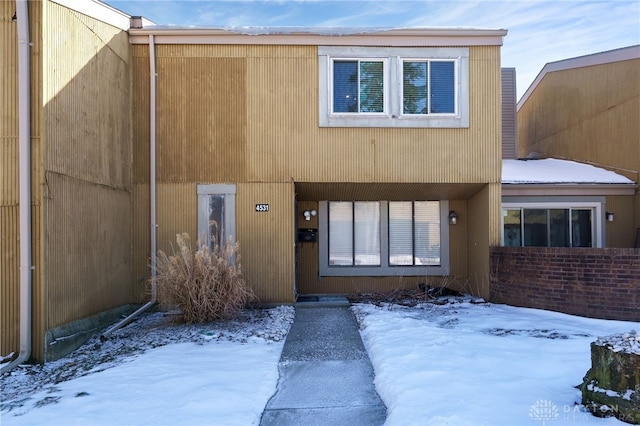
[502,184,636,197]
[50,0,132,30]
[128,27,507,46]
[517,45,640,110]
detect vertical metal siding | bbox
[38,1,133,360]
[517,58,640,238]
[155,56,247,183]
[501,68,517,159]
[606,195,636,248]
[132,44,502,185]
[155,183,198,254]
[0,0,19,354]
[130,43,503,302]
[237,182,295,304]
[518,59,639,174]
[242,45,502,184]
[132,183,150,301]
[45,173,133,326]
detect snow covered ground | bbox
[2,299,638,425]
[1,306,295,426]
[353,300,637,425]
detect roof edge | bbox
[502,183,636,197]
[517,44,640,110]
[51,0,133,30]
[128,27,507,46]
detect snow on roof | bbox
[502,159,635,184]
[137,25,506,36]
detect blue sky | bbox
[105,0,640,99]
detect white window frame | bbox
[330,58,389,116]
[501,201,604,248]
[197,184,236,250]
[319,46,469,128]
[319,200,450,276]
[400,58,458,117]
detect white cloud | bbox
[106,0,640,97]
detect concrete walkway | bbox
[260,296,387,426]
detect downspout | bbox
[101,34,157,338]
[2,0,33,374]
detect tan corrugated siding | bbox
[501,68,517,159]
[245,45,501,183]
[0,0,19,355]
[466,182,501,298]
[519,60,640,174]
[44,173,133,326]
[448,199,469,279]
[43,2,131,189]
[237,182,295,304]
[37,1,133,354]
[135,44,502,185]
[156,56,247,183]
[132,183,151,301]
[517,57,640,238]
[606,195,636,248]
[155,183,198,253]
[1,206,19,353]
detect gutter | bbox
[2,0,33,374]
[101,34,158,339]
[502,183,637,197]
[127,27,507,47]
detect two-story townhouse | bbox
[2,0,506,366]
[127,25,507,306]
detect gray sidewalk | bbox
[260,297,387,426]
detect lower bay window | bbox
[319,200,450,276]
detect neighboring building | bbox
[501,158,635,248]
[3,0,508,364]
[2,0,138,365]
[515,46,640,248]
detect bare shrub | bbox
[153,233,257,324]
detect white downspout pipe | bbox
[2,0,33,374]
[101,34,157,338]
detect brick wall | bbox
[490,247,640,322]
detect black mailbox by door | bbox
[298,228,317,243]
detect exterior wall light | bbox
[448,210,458,225]
[303,209,317,221]
[606,212,614,222]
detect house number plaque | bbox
[255,204,270,212]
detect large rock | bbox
[581,332,640,424]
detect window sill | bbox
[319,114,468,128]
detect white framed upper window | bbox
[332,59,387,115]
[319,46,469,128]
[402,59,457,115]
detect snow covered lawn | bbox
[353,300,638,425]
[2,299,638,425]
[1,306,295,426]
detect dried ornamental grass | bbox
[153,233,257,323]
